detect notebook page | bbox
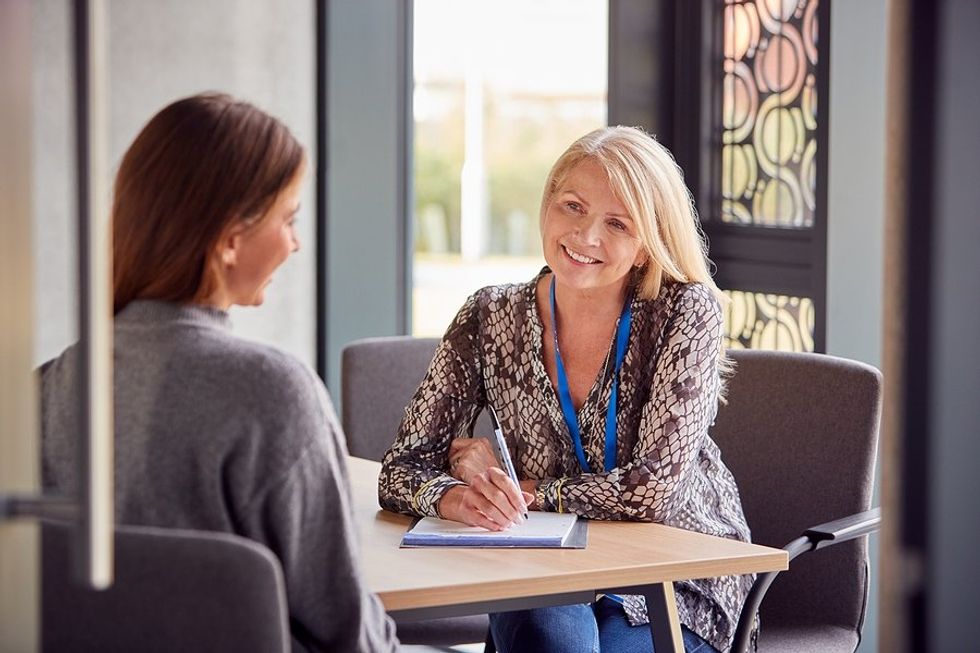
[402,512,580,547]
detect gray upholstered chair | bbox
[343,340,881,651]
[42,522,289,653]
[341,335,492,648]
[714,350,882,653]
[342,335,440,461]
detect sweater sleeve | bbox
[240,371,398,653]
[378,292,485,517]
[540,284,724,522]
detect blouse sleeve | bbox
[539,284,724,522]
[378,292,486,517]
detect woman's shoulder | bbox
[640,280,722,318]
[470,273,541,310]
[461,269,547,326]
[38,343,81,401]
[212,336,323,404]
[112,307,326,414]
[629,281,723,350]
[171,333,336,456]
[439,273,542,353]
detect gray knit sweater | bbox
[40,300,398,653]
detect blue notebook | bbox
[400,512,587,548]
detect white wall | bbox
[32,0,316,367]
[325,0,410,395]
[826,1,888,651]
[827,0,887,369]
[31,0,76,365]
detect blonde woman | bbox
[380,126,751,652]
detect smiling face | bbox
[540,158,647,297]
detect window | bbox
[707,0,828,352]
[412,0,607,336]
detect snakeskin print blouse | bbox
[379,268,754,652]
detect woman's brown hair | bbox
[112,92,304,313]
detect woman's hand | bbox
[447,437,499,484]
[437,470,535,531]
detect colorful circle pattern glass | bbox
[720,0,818,353]
[723,290,815,352]
[722,0,819,229]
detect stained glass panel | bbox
[724,290,815,352]
[721,0,819,228]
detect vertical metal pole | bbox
[397,0,413,334]
[315,0,329,382]
[880,1,910,650]
[73,0,113,589]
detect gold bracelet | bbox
[411,477,443,514]
[555,478,567,514]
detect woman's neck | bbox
[193,280,233,311]
[551,275,631,323]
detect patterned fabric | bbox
[379,268,754,652]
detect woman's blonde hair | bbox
[539,125,724,306]
[541,126,732,385]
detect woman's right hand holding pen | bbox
[438,437,533,531]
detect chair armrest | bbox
[802,507,881,553]
[730,507,882,653]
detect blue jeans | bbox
[489,597,718,653]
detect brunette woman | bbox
[41,93,398,653]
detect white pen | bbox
[487,404,528,520]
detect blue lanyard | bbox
[549,276,633,474]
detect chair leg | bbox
[483,627,496,653]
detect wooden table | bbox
[349,457,786,652]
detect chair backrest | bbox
[341,336,493,462]
[711,349,882,632]
[42,522,290,653]
[342,336,494,646]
